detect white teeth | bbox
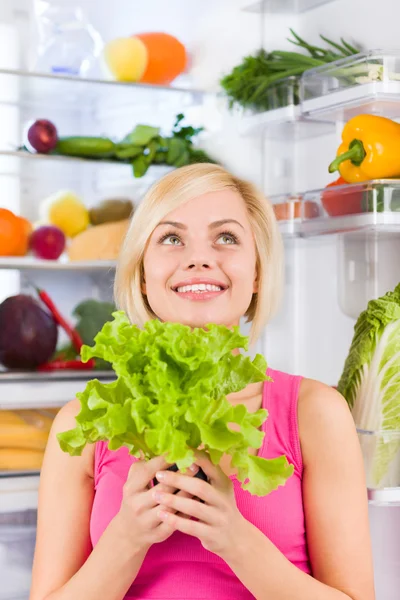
[176,284,223,293]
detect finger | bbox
[192,450,228,487]
[155,470,217,506]
[158,508,211,539]
[153,491,217,524]
[126,456,171,492]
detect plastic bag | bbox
[33,0,103,77]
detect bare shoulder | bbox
[45,398,94,478]
[53,397,81,428]
[297,378,358,467]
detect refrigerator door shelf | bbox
[237,77,334,140]
[301,50,400,122]
[302,179,400,237]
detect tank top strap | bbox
[263,368,303,477]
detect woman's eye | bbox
[217,233,238,245]
[160,234,182,245]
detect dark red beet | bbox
[27,119,58,154]
[30,225,66,260]
[0,295,58,369]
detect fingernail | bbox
[156,471,166,481]
[158,510,169,521]
[153,490,164,502]
[189,464,199,473]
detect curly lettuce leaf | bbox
[58,313,293,496]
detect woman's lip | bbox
[173,289,227,301]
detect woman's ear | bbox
[141,266,146,295]
[253,270,259,293]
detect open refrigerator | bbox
[0,0,400,599]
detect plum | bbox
[30,225,66,260]
[0,295,58,369]
[27,119,58,154]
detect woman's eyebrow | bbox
[156,219,244,230]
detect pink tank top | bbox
[90,368,311,599]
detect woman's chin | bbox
[177,314,237,329]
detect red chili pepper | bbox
[34,287,84,354]
[37,359,94,372]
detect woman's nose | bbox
[187,261,211,269]
[184,244,215,270]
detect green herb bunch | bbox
[220,29,360,112]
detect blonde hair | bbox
[114,163,283,344]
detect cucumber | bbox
[55,137,116,158]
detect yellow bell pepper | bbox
[328,114,400,183]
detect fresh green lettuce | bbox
[338,283,400,486]
[58,312,293,496]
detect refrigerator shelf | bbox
[0,149,175,172]
[301,50,400,122]
[0,67,208,110]
[239,105,333,139]
[0,371,115,410]
[301,179,400,236]
[236,76,333,139]
[243,0,335,13]
[358,429,400,501]
[0,257,117,272]
[368,487,400,506]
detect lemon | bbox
[103,37,148,82]
[40,190,89,238]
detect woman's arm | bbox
[154,381,375,600]
[29,399,147,600]
[222,380,375,600]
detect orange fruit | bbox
[0,209,31,256]
[135,32,187,85]
[14,217,32,256]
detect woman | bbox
[30,164,375,600]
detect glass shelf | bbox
[0,370,115,410]
[301,51,400,122]
[301,180,400,236]
[0,68,209,110]
[0,257,117,271]
[0,148,151,167]
[243,0,335,13]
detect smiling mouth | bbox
[172,283,228,300]
[173,283,225,293]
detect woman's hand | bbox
[114,455,199,556]
[152,451,251,559]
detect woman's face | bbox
[142,190,258,329]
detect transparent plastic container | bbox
[271,192,319,235]
[301,180,400,236]
[358,430,400,499]
[301,51,400,122]
[0,523,36,600]
[243,0,335,14]
[238,76,335,139]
